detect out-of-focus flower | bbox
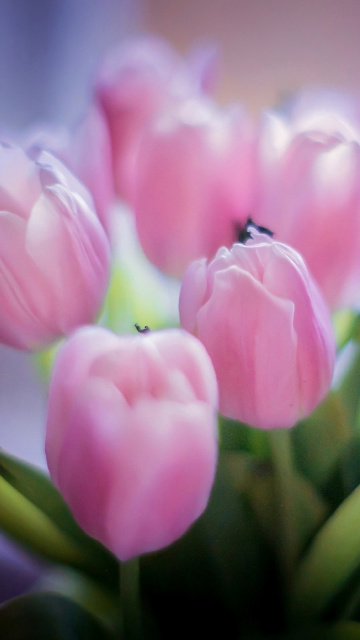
[23,103,114,237]
[186,42,219,95]
[253,90,360,309]
[0,143,110,351]
[95,36,219,203]
[179,229,335,429]
[45,326,218,561]
[134,97,255,278]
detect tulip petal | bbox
[197,266,300,428]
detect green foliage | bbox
[0,593,114,640]
[6,337,360,638]
[0,449,118,588]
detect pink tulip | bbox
[24,103,114,236]
[0,143,110,351]
[45,326,218,561]
[95,36,219,203]
[179,228,335,429]
[253,90,360,309]
[133,98,255,277]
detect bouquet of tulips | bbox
[1,35,360,640]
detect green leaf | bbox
[338,343,360,427]
[37,567,119,634]
[322,437,360,510]
[289,482,360,623]
[292,391,352,491]
[226,445,328,565]
[0,593,114,640]
[0,475,84,564]
[0,449,117,587]
[0,449,81,540]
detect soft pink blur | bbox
[23,103,115,237]
[134,96,254,277]
[45,326,218,561]
[179,230,335,429]
[252,91,360,309]
[144,0,360,114]
[0,144,110,351]
[95,35,218,204]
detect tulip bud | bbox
[0,143,110,351]
[134,98,255,277]
[45,326,218,561]
[179,229,335,429]
[253,90,360,309]
[95,36,219,203]
[23,103,114,237]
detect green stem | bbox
[0,476,85,566]
[269,429,298,590]
[248,425,271,460]
[120,557,143,639]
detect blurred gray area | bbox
[0,0,141,129]
[0,0,141,465]
[0,345,47,468]
[0,0,141,604]
[0,346,47,604]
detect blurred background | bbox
[1,0,360,131]
[145,0,360,111]
[1,0,360,603]
[1,0,360,465]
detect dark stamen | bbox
[248,217,274,238]
[237,227,253,243]
[236,216,274,244]
[135,323,150,334]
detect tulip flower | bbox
[179,227,335,429]
[0,143,110,351]
[23,103,114,236]
[133,97,255,277]
[95,36,219,203]
[45,326,218,561]
[253,90,360,309]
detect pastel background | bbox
[0,0,359,604]
[145,0,360,111]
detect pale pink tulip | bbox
[179,229,335,429]
[24,103,114,236]
[0,143,110,351]
[95,36,219,203]
[134,97,255,277]
[45,326,218,561]
[253,90,360,309]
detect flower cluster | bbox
[0,34,341,550]
[2,34,360,640]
